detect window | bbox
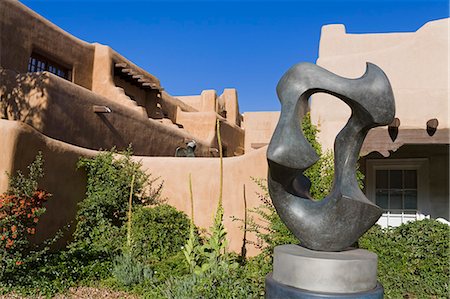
[375,169,417,212]
[28,52,71,80]
[366,158,429,227]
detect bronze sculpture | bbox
[267,62,395,251]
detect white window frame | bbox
[365,158,429,227]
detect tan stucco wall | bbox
[311,18,449,151]
[242,112,280,152]
[139,147,268,256]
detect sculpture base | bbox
[265,244,383,298]
[265,273,384,299]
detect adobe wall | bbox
[0,0,95,90]
[0,120,96,247]
[0,120,267,255]
[139,148,268,257]
[311,19,449,150]
[242,112,280,152]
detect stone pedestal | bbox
[265,245,383,299]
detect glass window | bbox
[27,53,71,81]
[374,169,418,211]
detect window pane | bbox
[390,170,403,188]
[28,53,71,80]
[390,190,402,209]
[404,170,417,189]
[376,190,389,209]
[404,190,417,209]
[376,170,388,188]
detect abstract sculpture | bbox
[267,62,395,252]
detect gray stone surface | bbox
[265,273,384,299]
[272,245,378,293]
[267,62,395,251]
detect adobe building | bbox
[0,0,448,255]
[0,0,253,252]
[311,18,449,227]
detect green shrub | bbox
[71,148,163,256]
[159,264,259,299]
[130,204,191,263]
[112,251,153,286]
[359,219,449,298]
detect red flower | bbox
[5,238,13,248]
[15,261,22,266]
[11,225,17,233]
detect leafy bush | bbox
[359,219,449,298]
[130,204,191,263]
[71,148,163,256]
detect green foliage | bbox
[359,219,449,298]
[183,174,201,273]
[158,264,258,299]
[7,152,44,198]
[243,177,297,255]
[71,148,163,256]
[112,251,153,286]
[130,205,191,263]
[181,119,237,275]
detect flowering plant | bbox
[0,153,50,274]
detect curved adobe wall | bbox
[0,120,95,247]
[0,120,267,255]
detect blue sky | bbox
[21,0,449,112]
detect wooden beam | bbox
[114,62,127,68]
[121,68,134,75]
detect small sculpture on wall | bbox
[175,140,197,157]
[267,62,395,251]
